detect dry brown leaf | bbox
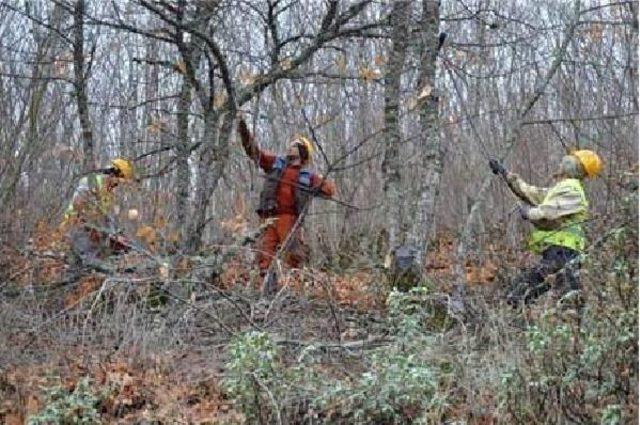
[166,231,180,243]
[213,93,227,108]
[335,56,348,73]
[174,60,187,74]
[153,216,168,229]
[220,214,248,236]
[147,118,168,135]
[417,84,433,100]
[359,66,381,81]
[64,275,102,308]
[53,53,72,78]
[4,413,22,425]
[586,23,604,42]
[239,69,256,85]
[136,225,157,245]
[26,393,41,416]
[374,54,386,66]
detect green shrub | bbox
[317,351,439,424]
[222,331,284,424]
[315,288,444,424]
[499,224,638,424]
[223,289,447,424]
[28,377,104,425]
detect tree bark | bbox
[381,0,411,256]
[73,0,96,182]
[184,109,235,253]
[176,74,192,243]
[409,0,443,267]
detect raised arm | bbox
[505,172,549,206]
[237,118,276,171]
[490,159,547,205]
[237,118,259,160]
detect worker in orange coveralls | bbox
[237,117,336,290]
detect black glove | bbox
[518,205,530,220]
[237,118,250,138]
[489,159,507,177]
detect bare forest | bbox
[0,0,638,423]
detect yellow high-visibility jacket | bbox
[63,174,114,223]
[506,173,588,253]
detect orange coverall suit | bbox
[238,122,335,274]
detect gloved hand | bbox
[518,205,530,220]
[489,159,507,177]
[237,118,250,139]
[236,117,255,154]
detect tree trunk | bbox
[73,0,96,181]
[184,110,235,253]
[409,0,442,267]
[381,0,410,256]
[176,71,192,244]
[382,1,428,289]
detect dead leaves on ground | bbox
[64,274,104,309]
[3,221,68,287]
[0,352,241,425]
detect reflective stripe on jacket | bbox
[506,175,588,253]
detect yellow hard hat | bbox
[111,158,135,180]
[292,135,314,162]
[571,150,602,178]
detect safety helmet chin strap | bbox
[296,143,309,163]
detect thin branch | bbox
[522,112,639,125]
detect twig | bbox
[251,372,283,425]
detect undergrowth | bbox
[222,216,638,424]
[2,194,637,424]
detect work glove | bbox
[489,159,507,177]
[237,118,250,139]
[237,117,256,155]
[518,205,530,220]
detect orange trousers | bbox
[258,214,307,274]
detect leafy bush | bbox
[315,288,445,424]
[28,377,105,425]
[317,351,439,424]
[224,288,448,424]
[498,224,638,424]
[223,331,286,424]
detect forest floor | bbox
[0,219,636,424]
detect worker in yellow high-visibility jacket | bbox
[490,150,603,306]
[63,158,135,265]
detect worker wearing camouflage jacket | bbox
[237,118,336,282]
[490,150,602,306]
